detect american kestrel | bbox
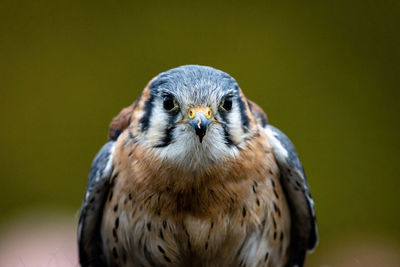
[78,65,318,267]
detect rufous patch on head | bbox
[108,104,135,140]
[247,99,268,127]
[238,88,256,123]
[108,78,157,140]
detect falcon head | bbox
[112,65,264,171]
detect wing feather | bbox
[265,125,318,266]
[78,141,115,267]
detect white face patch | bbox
[226,102,246,144]
[155,122,239,171]
[144,102,171,145]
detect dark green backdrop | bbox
[1,0,399,265]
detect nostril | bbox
[188,109,195,119]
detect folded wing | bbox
[78,141,115,267]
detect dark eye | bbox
[221,97,233,111]
[163,95,176,111]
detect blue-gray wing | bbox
[78,141,115,267]
[265,125,318,267]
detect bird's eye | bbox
[220,97,233,112]
[163,95,177,111]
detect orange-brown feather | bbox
[101,125,291,266]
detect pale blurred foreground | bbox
[0,212,78,267]
[0,211,398,267]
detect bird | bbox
[77,65,318,267]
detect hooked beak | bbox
[188,107,212,143]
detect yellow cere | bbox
[188,107,212,120]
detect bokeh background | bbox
[1,0,399,266]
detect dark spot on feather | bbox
[269,169,273,175]
[205,242,208,250]
[115,217,119,229]
[124,198,128,205]
[252,185,256,193]
[128,150,133,157]
[273,202,281,217]
[280,232,284,241]
[113,204,118,212]
[112,228,118,242]
[271,179,276,187]
[296,181,301,187]
[273,231,277,240]
[89,197,95,203]
[147,222,151,231]
[242,206,247,217]
[210,221,214,229]
[128,193,132,200]
[159,230,164,240]
[109,191,113,201]
[272,217,277,229]
[264,252,269,261]
[164,255,172,263]
[158,245,165,254]
[256,198,260,206]
[112,247,118,258]
[162,220,167,229]
[273,189,279,199]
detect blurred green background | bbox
[1,0,399,265]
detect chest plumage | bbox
[101,131,291,267]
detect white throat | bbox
[155,124,239,171]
